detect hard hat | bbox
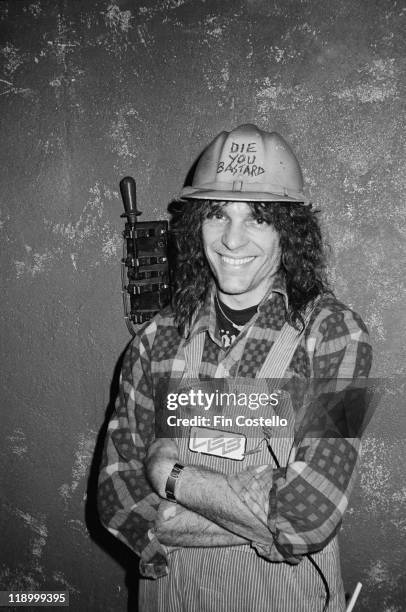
[180,123,305,202]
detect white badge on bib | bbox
[189,426,246,461]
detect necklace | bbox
[215,294,245,331]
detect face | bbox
[202,201,282,309]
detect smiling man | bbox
[98,125,372,611]
[202,201,282,308]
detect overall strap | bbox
[183,332,205,380]
[257,299,319,381]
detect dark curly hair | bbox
[168,199,330,334]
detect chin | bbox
[217,281,249,295]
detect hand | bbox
[145,439,179,498]
[156,499,182,531]
[155,500,188,547]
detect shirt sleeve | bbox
[227,304,373,563]
[97,322,170,579]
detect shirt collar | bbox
[184,269,289,343]
[261,269,289,313]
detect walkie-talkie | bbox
[119,176,171,335]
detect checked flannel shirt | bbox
[98,277,372,579]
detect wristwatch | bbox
[165,463,185,502]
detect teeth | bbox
[220,256,255,266]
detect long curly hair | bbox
[168,199,330,334]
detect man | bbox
[98,124,372,611]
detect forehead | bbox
[208,200,259,214]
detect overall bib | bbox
[139,314,346,612]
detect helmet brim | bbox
[180,186,306,203]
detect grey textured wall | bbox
[0,1,405,610]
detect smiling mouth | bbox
[220,255,255,266]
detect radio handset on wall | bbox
[119,176,171,336]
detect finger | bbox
[162,505,177,519]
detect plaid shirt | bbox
[98,277,372,579]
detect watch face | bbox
[189,426,246,461]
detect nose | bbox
[221,218,247,250]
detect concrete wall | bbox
[0,1,404,610]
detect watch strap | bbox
[165,463,184,502]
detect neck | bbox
[217,284,273,310]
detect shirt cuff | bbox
[139,530,169,579]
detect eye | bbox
[249,216,267,226]
[206,209,225,221]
